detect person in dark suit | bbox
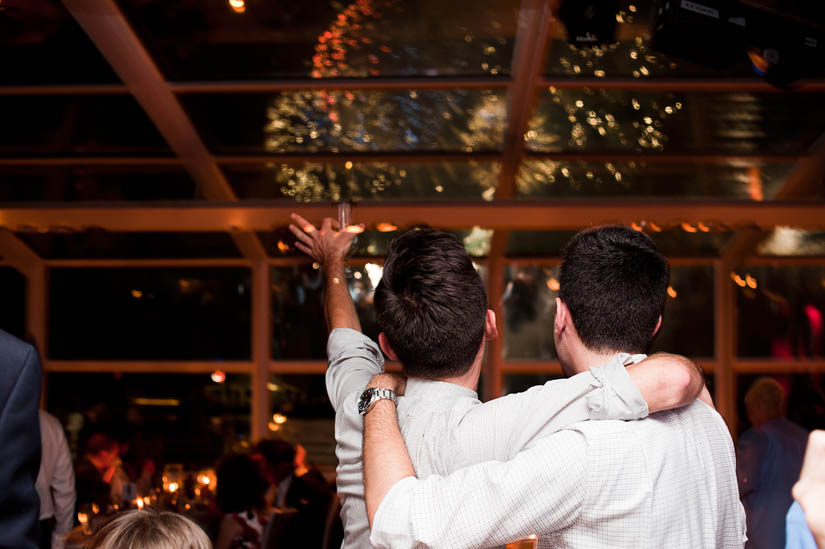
[0,329,43,549]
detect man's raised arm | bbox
[289,213,363,332]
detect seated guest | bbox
[36,410,76,549]
[254,440,336,547]
[88,509,211,549]
[214,454,270,549]
[75,433,120,511]
[738,377,808,549]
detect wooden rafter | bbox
[61,0,266,260]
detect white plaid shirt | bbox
[326,329,651,548]
[370,397,747,548]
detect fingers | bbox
[294,241,313,256]
[288,224,315,247]
[290,213,317,234]
[321,217,334,232]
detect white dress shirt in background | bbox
[326,328,650,548]
[370,357,746,549]
[36,410,76,549]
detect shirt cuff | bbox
[586,354,649,420]
[369,476,418,549]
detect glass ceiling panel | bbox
[0,96,171,157]
[226,161,499,202]
[0,0,120,84]
[757,228,825,256]
[117,0,518,81]
[517,160,805,201]
[0,166,199,201]
[544,0,756,78]
[527,90,825,154]
[18,232,241,259]
[261,227,492,258]
[508,229,732,257]
[180,90,507,154]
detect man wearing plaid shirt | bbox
[290,216,708,549]
[363,225,746,548]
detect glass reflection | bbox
[267,375,335,467]
[737,267,825,359]
[526,90,825,153]
[757,229,825,257]
[227,161,499,202]
[517,161,797,201]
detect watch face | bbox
[358,389,374,414]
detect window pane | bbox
[49,268,251,360]
[262,228,492,258]
[503,265,714,359]
[226,161,499,202]
[650,266,715,358]
[0,166,200,202]
[507,230,732,257]
[0,96,171,157]
[268,375,335,468]
[0,1,119,84]
[272,265,379,360]
[526,90,825,154]
[517,161,805,201]
[180,90,506,154]
[46,372,251,467]
[119,0,518,80]
[737,266,825,359]
[757,229,825,257]
[503,374,560,395]
[544,0,757,79]
[737,374,825,437]
[0,267,26,340]
[20,232,241,259]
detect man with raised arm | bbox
[289,215,707,548]
[363,225,745,549]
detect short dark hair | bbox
[559,226,669,354]
[374,228,487,379]
[216,454,267,513]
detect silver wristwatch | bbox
[358,387,397,416]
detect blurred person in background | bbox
[738,377,809,549]
[786,430,825,549]
[0,329,43,548]
[36,409,75,549]
[88,508,211,549]
[254,440,337,547]
[75,433,120,512]
[214,454,270,549]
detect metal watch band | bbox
[358,387,397,416]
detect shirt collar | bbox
[403,377,478,403]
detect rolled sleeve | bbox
[370,431,588,549]
[325,328,385,411]
[586,354,648,421]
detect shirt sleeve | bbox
[370,431,588,549]
[325,328,385,412]
[454,359,647,462]
[48,416,76,545]
[785,501,818,549]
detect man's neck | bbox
[566,345,629,375]
[437,362,482,392]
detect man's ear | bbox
[378,332,399,361]
[652,315,662,338]
[484,309,498,341]
[554,298,569,336]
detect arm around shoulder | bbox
[626,353,704,413]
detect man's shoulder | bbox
[0,329,34,369]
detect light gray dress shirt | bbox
[370,359,746,549]
[36,410,76,549]
[326,329,650,548]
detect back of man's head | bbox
[745,377,786,425]
[559,225,669,354]
[374,228,487,379]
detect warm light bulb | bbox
[211,370,226,383]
